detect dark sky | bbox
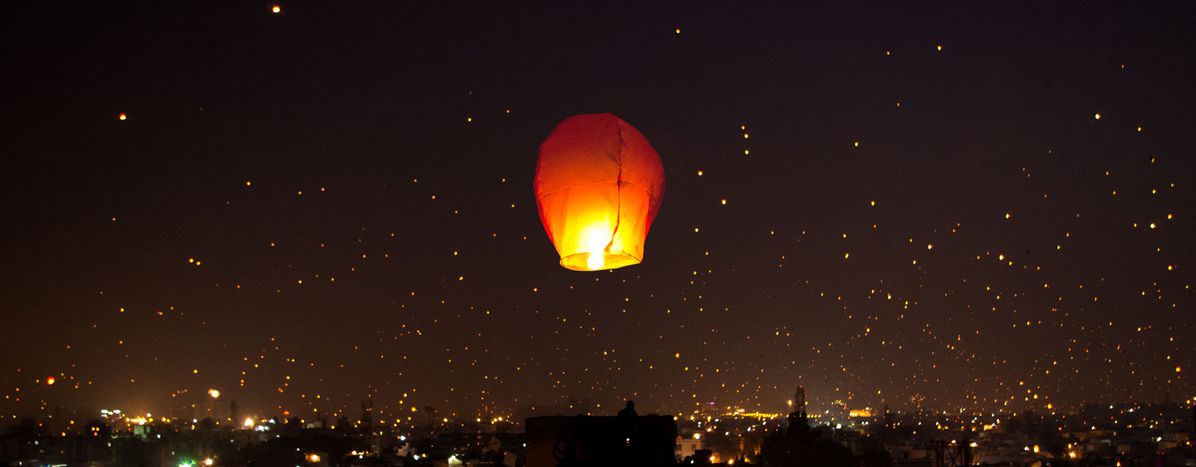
[3,1,1195,423]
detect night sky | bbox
[4,2,1195,423]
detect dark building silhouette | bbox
[525,415,676,467]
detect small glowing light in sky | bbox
[208,388,221,398]
[118,113,127,121]
[696,170,703,176]
[1094,113,1101,120]
[271,5,281,14]
[1004,212,1012,220]
[46,376,56,385]
[936,44,943,51]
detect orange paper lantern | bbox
[535,113,665,271]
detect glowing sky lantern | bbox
[535,114,665,271]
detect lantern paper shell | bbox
[535,113,665,271]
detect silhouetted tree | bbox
[197,417,216,432]
[335,416,352,433]
[859,439,894,467]
[759,423,857,467]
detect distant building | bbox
[675,435,702,460]
[789,385,809,431]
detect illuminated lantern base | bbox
[539,180,656,271]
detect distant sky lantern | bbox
[535,113,665,271]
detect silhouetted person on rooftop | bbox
[618,400,638,418]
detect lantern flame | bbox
[587,252,605,270]
[580,223,613,270]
